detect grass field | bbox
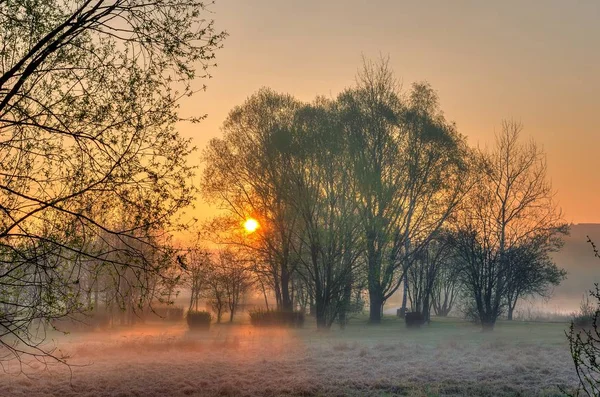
[0,315,581,396]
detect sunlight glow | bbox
[244,218,259,233]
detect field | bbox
[0,316,580,397]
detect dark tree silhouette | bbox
[566,238,600,397]
[453,121,566,331]
[339,57,470,323]
[202,89,301,312]
[431,245,461,317]
[504,236,566,320]
[407,233,453,322]
[289,99,362,329]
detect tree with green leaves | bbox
[504,236,566,320]
[202,88,302,312]
[339,58,471,323]
[0,0,225,363]
[288,99,362,329]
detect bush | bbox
[566,284,600,396]
[572,293,597,330]
[405,311,425,328]
[248,309,305,328]
[566,240,600,396]
[573,313,595,329]
[186,310,212,330]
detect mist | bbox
[0,316,579,396]
[1,1,599,396]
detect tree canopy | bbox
[0,0,225,361]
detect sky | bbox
[179,0,600,224]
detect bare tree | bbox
[205,259,228,324]
[454,121,566,330]
[431,249,461,317]
[220,250,253,323]
[407,234,453,322]
[179,246,211,312]
[0,0,225,362]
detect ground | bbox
[0,316,580,396]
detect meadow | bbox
[0,315,580,397]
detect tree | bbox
[289,99,362,329]
[0,0,225,362]
[202,88,302,312]
[205,256,227,324]
[504,236,566,320]
[431,247,460,317]
[219,250,253,323]
[407,233,453,322]
[180,246,211,312]
[454,121,566,330]
[339,58,470,323]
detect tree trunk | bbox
[315,300,328,329]
[481,312,496,331]
[481,320,495,332]
[400,272,408,317]
[338,309,346,328]
[309,293,316,316]
[507,305,514,321]
[93,283,99,312]
[281,266,293,311]
[422,295,430,323]
[338,278,352,329]
[189,291,195,312]
[369,292,383,324]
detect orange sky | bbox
[179,0,600,224]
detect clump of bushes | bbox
[248,309,305,328]
[186,310,212,330]
[405,311,425,328]
[573,312,595,329]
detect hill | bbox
[550,223,600,311]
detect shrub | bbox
[572,293,597,330]
[186,310,212,330]
[566,240,600,397]
[566,284,600,396]
[248,309,305,328]
[405,311,425,328]
[573,313,595,330]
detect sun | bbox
[243,218,259,233]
